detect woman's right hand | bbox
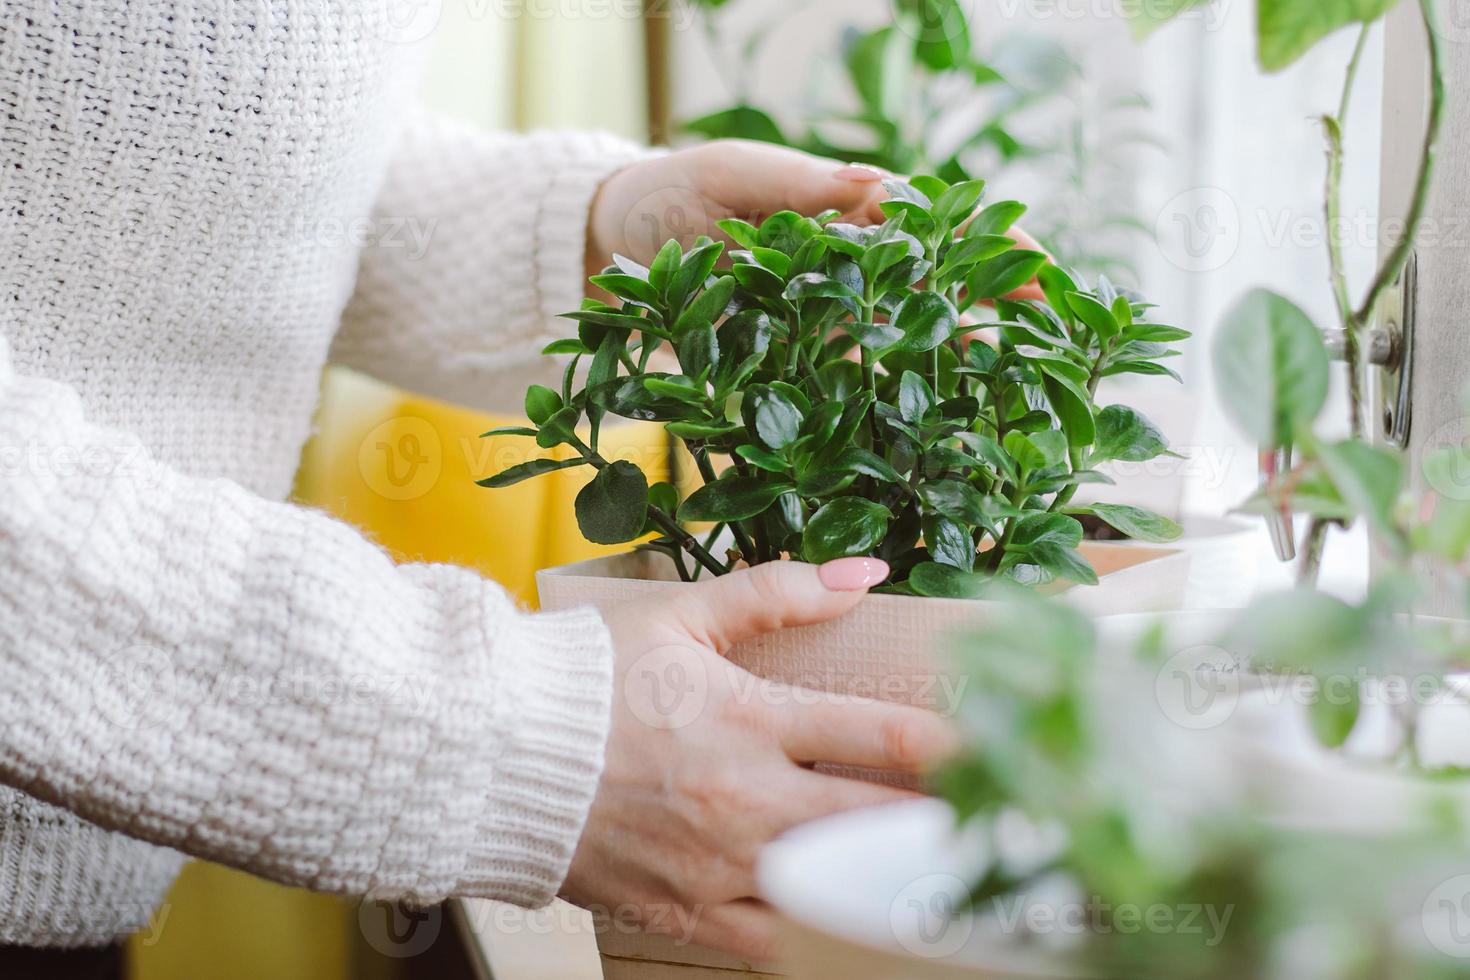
[562,558,959,960]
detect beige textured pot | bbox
[537,544,1188,979]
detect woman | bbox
[0,1,961,972]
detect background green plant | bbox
[936,1,1468,972]
[479,174,1187,595]
[680,0,1160,279]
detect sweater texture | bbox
[0,0,649,947]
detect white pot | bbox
[757,798,1098,980]
[1104,515,1260,609]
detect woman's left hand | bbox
[586,139,1044,301]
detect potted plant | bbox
[476,171,1191,974]
[479,171,1192,611]
[756,0,1464,975]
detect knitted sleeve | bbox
[330,114,660,406]
[0,336,613,908]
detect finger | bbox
[776,768,924,832]
[675,558,888,653]
[782,156,891,225]
[688,899,782,961]
[775,693,961,772]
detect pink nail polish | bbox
[818,557,890,591]
[833,164,886,183]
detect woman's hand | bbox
[587,138,1044,301]
[562,558,958,960]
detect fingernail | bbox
[833,164,886,183]
[818,557,889,591]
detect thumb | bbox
[675,558,889,653]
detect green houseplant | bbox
[751,1,1468,977]
[478,174,1187,596]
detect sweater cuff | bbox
[458,605,614,906]
[534,136,665,326]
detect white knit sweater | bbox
[0,0,652,948]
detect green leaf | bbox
[1003,430,1047,473]
[783,272,860,304]
[1316,438,1405,547]
[666,420,743,441]
[844,320,906,350]
[1040,371,1096,448]
[1126,0,1211,37]
[923,514,975,571]
[918,479,990,528]
[676,322,719,380]
[846,27,912,120]
[831,447,905,484]
[893,291,960,353]
[801,498,892,563]
[743,385,805,451]
[967,250,1048,301]
[1028,542,1099,586]
[1081,503,1183,543]
[1093,406,1170,462]
[1257,0,1397,73]
[680,476,792,522]
[477,456,586,489]
[967,200,1026,238]
[589,273,662,307]
[524,385,563,426]
[1066,291,1121,341]
[910,0,973,70]
[860,238,914,284]
[480,425,539,439]
[1308,680,1361,749]
[541,338,591,356]
[674,276,736,334]
[899,370,937,424]
[1011,512,1085,550]
[535,406,581,448]
[669,242,726,311]
[649,240,684,295]
[575,461,650,545]
[718,218,760,249]
[1213,288,1329,446]
[683,105,788,144]
[933,179,987,228]
[908,561,989,598]
[736,444,790,473]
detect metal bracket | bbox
[1375,251,1416,449]
[1259,252,1416,563]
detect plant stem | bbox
[694,446,758,563]
[1355,0,1445,332]
[1325,25,1371,436]
[1298,517,1329,586]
